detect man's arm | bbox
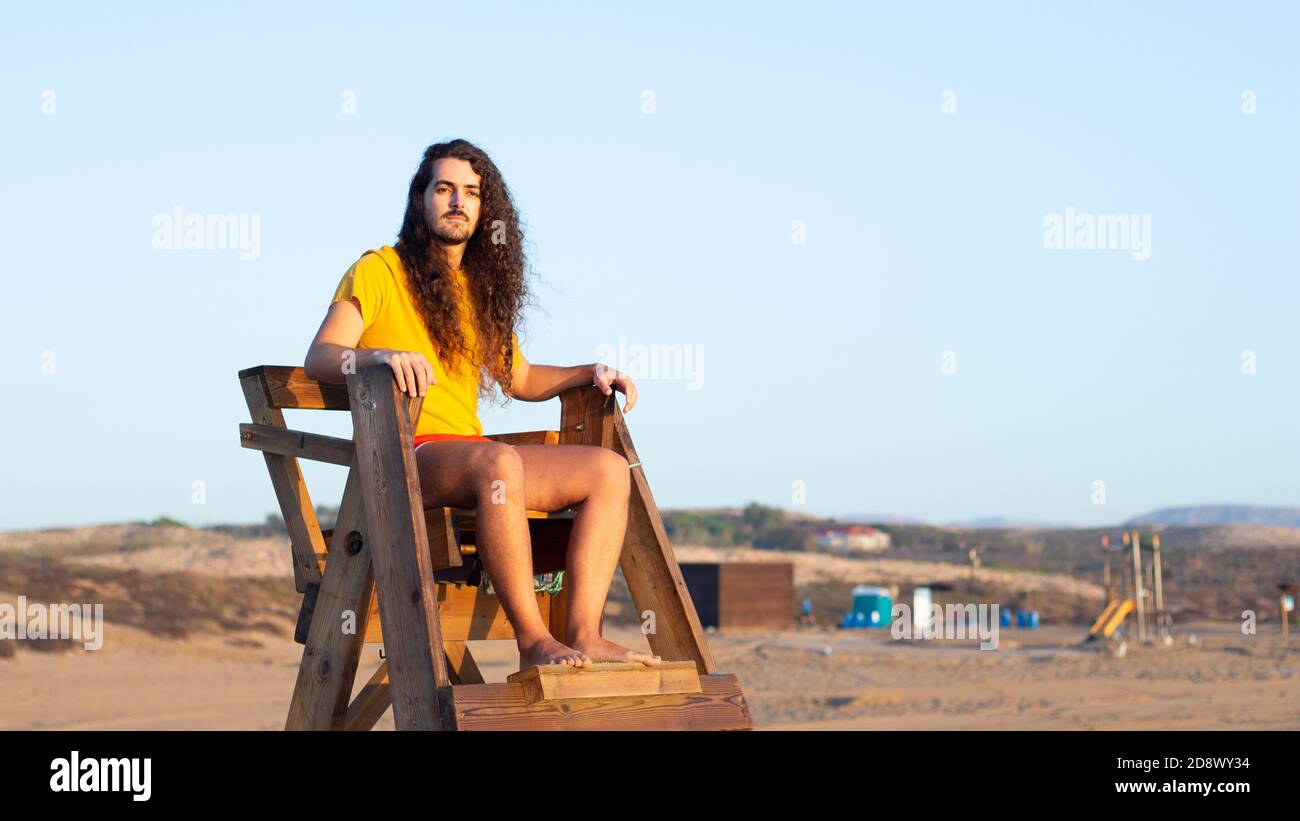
[509,350,638,412]
[304,298,434,398]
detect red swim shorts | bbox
[412,433,495,450]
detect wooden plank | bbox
[285,462,374,730]
[719,562,794,629]
[342,637,486,730]
[361,582,550,643]
[239,423,355,466]
[484,430,560,446]
[344,660,391,731]
[293,582,321,644]
[450,506,577,521]
[614,408,716,671]
[316,509,570,566]
[426,506,462,570]
[348,364,450,730]
[445,641,486,685]
[240,365,351,410]
[506,661,701,704]
[559,385,715,673]
[240,372,326,593]
[445,673,753,731]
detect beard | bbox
[431,214,474,244]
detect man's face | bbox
[424,157,482,245]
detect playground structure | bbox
[237,363,753,730]
[1280,581,1296,638]
[1087,530,1172,649]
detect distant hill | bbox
[840,513,930,526]
[845,514,1072,529]
[1126,505,1300,529]
[943,517,1070,530]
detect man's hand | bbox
[593,363,637,413]
[361,348,436,398]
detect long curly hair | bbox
[394,139,530,404]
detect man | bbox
[305,139,660,671]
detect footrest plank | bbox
[444,673,752,730]
[506,660,701,704]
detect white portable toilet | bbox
[913,586,933,634]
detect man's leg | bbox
[415,441,587,669]
[514,445,661,665]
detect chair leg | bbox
[348,366,453,730]
[285,464,374,730]
[559,385,716,672]
[444,641,486,685]
[344,659,391,731]
[341,641,484,731]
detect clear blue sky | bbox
[4,1,1298,530]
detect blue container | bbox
[1000,608,1012,628]
[1015,609,1040,628]
[851,585,892,630]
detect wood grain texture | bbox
[506,660,701,704]
[344,660,391,731]
[347,365,449,730]
[240,372,325,593]
[446,674,753,731]
[239,422,355,466]
[240,365,351,410]
[285,462,373,730]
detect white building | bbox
[817,525,891,554]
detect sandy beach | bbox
[2,524,1297,731]
[3,618,1296,731]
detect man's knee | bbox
[469,443,524,486]
[593,448,631,495]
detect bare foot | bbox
[567,632,662,666]
[517,634,590,671]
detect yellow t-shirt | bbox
[330,245,520,437]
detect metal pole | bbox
[1152,534,1166,642]
[1131,529,1146,644]
[1121,532,1131,601]
[1101,536,1113,602]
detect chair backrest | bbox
[238,365,424,593]
[239,365,350,411]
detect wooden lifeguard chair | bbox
[238,363,753,730]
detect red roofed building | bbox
[816,524,891,554]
